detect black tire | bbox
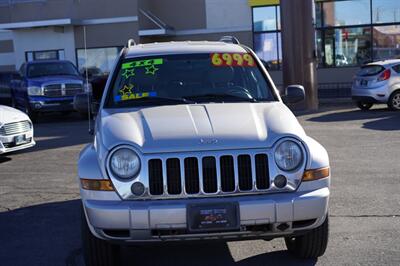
[23,105,38,123]
[285,216,329,259]
[61,111,72,116]
[81,206,121,266]
[356,101,373,110]
[10,96,16,108]
[388,90,400,111]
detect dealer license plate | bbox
[187,203,239,233]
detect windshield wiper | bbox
[116,96,195,106]
[183,93,258,103]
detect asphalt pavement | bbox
[0,105,399,266]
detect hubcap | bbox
[392,93,400,109]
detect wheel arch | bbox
[78,144,104,180]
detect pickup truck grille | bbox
[43,83,83,97]
[0,120,31,136]
[148,153,270,196]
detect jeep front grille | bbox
[148,153,270,197]
[0,121,31,136]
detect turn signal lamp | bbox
[81,179,115,191]
[302,167,330,182]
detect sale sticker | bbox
[211,53,256,67]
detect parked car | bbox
[352,59,400,110]
[0,104,35,154]
[77,37,330,265]
[10,60,91,121]
[0,71,19,105]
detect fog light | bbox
[131,182,145,196]
[274,175,287,188]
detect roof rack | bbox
[127,39,136,48]
[219,36,240,44]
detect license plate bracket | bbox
[14,134,27,145]
[360,79,368,86]
[187,202,240,233]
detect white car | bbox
[0,105,35,154]
[352,59,400,110]
[77,37,330,265]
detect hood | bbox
[99,102,306,153]
[0,105,30,125]
[28,75,82,84]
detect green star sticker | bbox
[145,64,159,75]
[122,68,135,79]
[120,84,133,97]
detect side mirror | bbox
[282,85,305,104]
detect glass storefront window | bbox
[253,6,278,32]
[323,0,371,27]
[316,30,324,66]
[254,32,281,70]
[276,6,281,30]
[315,2,323,28]
[252,0,400,68]
[324,27,371,67]
[77,47,121,76]
[372,0,400,24]
[26,50,64,61]
[373,25,400,60]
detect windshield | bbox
[27,62,79,78]
[106,53,276,107]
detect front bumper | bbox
[82,185,329,243]
[29,96,75,112]
[0,130,35,154]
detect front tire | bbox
[285,216,329,259]
[388,91,400,110]
[81,206,120,266]
[24,105,38,123]
[356,101,373,110]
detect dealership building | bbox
[0,0,399,97]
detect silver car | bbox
[77,38,330,265]
[352,59,400,110]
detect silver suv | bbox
[77,37,330,265]
[352,59,400,110]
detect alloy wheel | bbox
[391,93,400,110]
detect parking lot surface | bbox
[0,106,399,266]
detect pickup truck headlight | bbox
[27,86,43,96]
[109,148,141,179]
[274,140,303,171]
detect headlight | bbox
[274,140,303,171]
[27,86,43,96]
[109,148,141,179]
[83,82,92,93]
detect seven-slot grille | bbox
[0,121,31,136]
[43,83,83,97]
[148,154,270,197]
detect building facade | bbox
[251,0,400,95]
[0,0,252,73]
[1,0,399,97]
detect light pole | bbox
[280,0,318,110]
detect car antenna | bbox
[83,26,93,135]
